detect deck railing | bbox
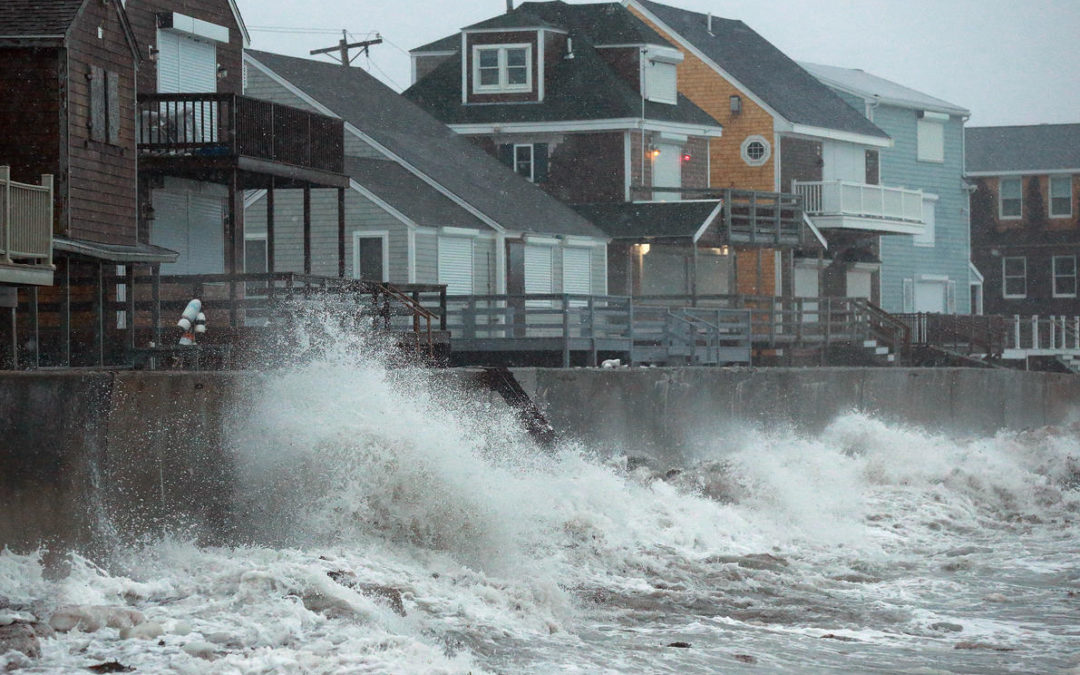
[1,166,53,265]
[137,93,344,173]
[721,189,804,245]
[792,180,924,223]
[895,313,1008,357]
[1005,315,1080,353]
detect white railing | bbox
[1007,315,1080,352]
[793,180,924,223]
[1,166,53,265]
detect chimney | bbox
[707,12,713,35]
[506,0,513,12]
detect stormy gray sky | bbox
[235,0,1080,128]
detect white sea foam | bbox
[3,310,1078,672]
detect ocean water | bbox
[3,317,1079,673]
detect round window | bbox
[740,135,771,166]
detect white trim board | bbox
[451,117,723,137]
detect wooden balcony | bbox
[793,180,925,236]
[137,93,348,189]
[0,166,54,286]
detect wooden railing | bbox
[721,189,804,245]
[895,313,1007,357]
[1,166,53,265]
[137,93,344,173]
[793,180,924,224]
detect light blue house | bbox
[802,63,977,314]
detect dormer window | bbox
[473,44,532,93]
[641,46,682,105]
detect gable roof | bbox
[0,0,86,40]
[966,124,1080,174]
[800,62,969,117]
[345,158,489,231]
[518,1,671,45]
[406,32,718,129]
[245,50,606,239]
[630,0,889,142]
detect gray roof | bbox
[406,33,719,128]
[0,0,85,39]
[412,34,459,53]
[800,62,969,116]
[246,50,606,239]
[634,0,889,140]
[345,158,488,231]
[966,124,1080,173]
[573,201,720,240]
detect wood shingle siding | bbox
[65,0,138,245]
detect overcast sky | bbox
[234,0,1080,128]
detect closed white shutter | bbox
[187,194,225,274]
[653,142,682,201]
[524,244,553,295]
[562,247,592,297]
[157,29,216,93]
[438,236,474,295]
[151,191,189,273]
[150,190,224,274]
[644,61,677,104]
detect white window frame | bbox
[1050,175,1073,218]
[352,231,390,282]
[514,143,534,181]
[472,44,532,94]
[1052,255,1077,298]
[740,135,771,167]
[1002,256,1026,299]
[916,118,945,163]
[999,177,1022,220]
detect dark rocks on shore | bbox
[325,570,407,617]
[666,641,692,648]
[0,621,50,659]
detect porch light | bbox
[637,243,651,255]
[217,64,228,79]
[730,95,741,115]
[647,145,661,159]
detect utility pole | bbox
[310,30,383,67]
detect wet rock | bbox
[0,622,43,659]
[982,593,1009,603]
[732,654,756,663]
[706,553,789,572]
[930,622,964,633]
[954,641,1015,652]
[945,545,993,557]
[666,641,691,648]
[820,634,858,642]
[119,621,164,640]
[87,661,135,673]
[49,606,144,633]
[830,573,881,584]
[326,570,406,617]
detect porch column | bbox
[94,261,104,366]
[126,265,136,354]
[691,242,699,306]
[226,170,243,274]
[303,186,312,275]
[151,264,162,347]
[337,187,346,278]
[60,258,70,366]
[266,182,275,273]
[29,286,39,368]
[7,301,15,370]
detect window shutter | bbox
[902,278,914,312]
[524,244,554,300]
[106,71,120,145]
[498,144,514,169]
[563,247,591,305]
[90,65,106,142]
[533,143,549,183]
[438,236,475,295]
[946,280,957,314]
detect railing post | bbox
[1075,316,1079,350]
[1032,315,1039,349]
[562,294,571,368]
[439,287,447,331]
[2,166,10,264]
[627,297,635,366]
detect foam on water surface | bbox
[2,313,1078,673]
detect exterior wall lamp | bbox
[730,95,741,115]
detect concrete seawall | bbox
[2,368,1078,552]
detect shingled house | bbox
[969,124,1080,318]
[0,0,179,367]
[405,1,812,301]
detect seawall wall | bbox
[1,368,1077,552]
